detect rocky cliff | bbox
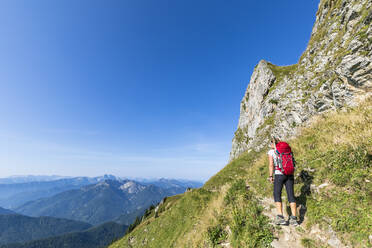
[231,0,371,160]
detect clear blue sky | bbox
[0,0,319,181]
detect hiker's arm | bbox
[268,155,274,182]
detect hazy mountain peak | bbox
[119,181,146,194]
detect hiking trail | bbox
[260,197,346,248]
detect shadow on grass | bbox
[295,170,314,224]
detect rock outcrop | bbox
[230,0,371,160]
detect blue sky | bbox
[0,0,319,181]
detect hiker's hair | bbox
[271,137,279,145]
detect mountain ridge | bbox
[0,176,116,209]
[0,175,201,210]
[0,208,15,215]
[15,179,192,225]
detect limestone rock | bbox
[230,0,372,160]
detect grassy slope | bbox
[110,98,371,248]
[110,145,274,247]
[242,97,372,247]
[110,189,215,247]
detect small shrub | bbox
[127,216,141,234]
[269,99,279,105]
[226,180,274,248]
[234,128,245,144]
[301,238,317,248]
[206,224,228,246]
[224,179,246,205]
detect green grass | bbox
[293,137,372,246]
[265,63,298,97]
[110,189,214,248]
[233,127,245,144]
[301,238,317,248]
[233,126,252,146]
[110,95,371,247]
[203,179,275,247]
[206,224,228,247]
[110,145,270,247]
[203,151,258,191]
[267,63,298,82]
[223,180,274,247]
[243,98,372,246]
[269,99,279,105]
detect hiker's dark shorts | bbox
[274,174,295,203]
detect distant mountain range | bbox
[1,222,127,248]
[0,208,15,215]
[138,178,203,189]
[0,214,91,245]
[0,175,202,247]
[15,179,197,225]
[0,175,119,209]
[0,175,71,184]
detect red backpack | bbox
[275,142,295,175]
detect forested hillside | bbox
[0,215,91,245]
[1,222,127,248]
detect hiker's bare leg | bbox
[290,202,297,217]
[275,202,283,215]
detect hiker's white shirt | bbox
[268,149,283,175]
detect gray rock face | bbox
[230,0,372,160]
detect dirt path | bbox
[260,197,304,248]
[260,197,346,248]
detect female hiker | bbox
[268,137,299,226]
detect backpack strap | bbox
[275,150,285,173]
[291,152,296,168]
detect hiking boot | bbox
[275,215,286,225]
[289,216,299,226]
